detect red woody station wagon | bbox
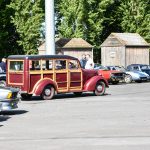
[7,55,109,100]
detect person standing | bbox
[80,54,87,69]
[85,54,94,69]
[0,58,6,72]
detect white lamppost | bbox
[45,0,55,55]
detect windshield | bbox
[115,66,126,71]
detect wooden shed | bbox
[38,38,93,60]
[101,33,150,67]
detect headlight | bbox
[7,92,12,99]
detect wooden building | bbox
[38,38,93,60]
[101,33,150,67]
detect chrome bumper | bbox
[0,98,19,111]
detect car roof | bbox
[7,55,78,60]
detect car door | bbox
[68,59,82,92]
[54,59,68,92]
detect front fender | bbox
[33,78,57,96]
[84,76,109,91]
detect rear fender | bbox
[33,78,57,96]
[84,76,109,91]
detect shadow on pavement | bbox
[0,110,28,116]
[27,92,109,101]
[0,115,11,122]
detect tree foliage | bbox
[119,0,150,42]
[8,0,44,54]
[0,0,21,58]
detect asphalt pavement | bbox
[0,82,150,150]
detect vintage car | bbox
[94,65,125,84]
[0,72,6,87]
[6,55,109,100]
[127,64,150,76]
[0,87,20,111]
[107,66,149,83]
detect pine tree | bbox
[8,0,44,54]
[119,0,150,42]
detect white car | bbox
[0,87,20,111]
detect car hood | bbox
[0,86,19,92]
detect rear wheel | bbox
[124,74,132,83]
[41,85,55,100]
[21,94,32,100]
[0,80,6,87]
[94,81,106,96]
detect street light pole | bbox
[45,0,55,55]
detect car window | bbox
[55,60,66,70]
[9,61,24,71]
[133,66,139,70]
[141,65,150,69]
[68,60,79,69]
[41,60,53,70]
[29,60,41,70]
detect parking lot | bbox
[0,82,150,150]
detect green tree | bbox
[119,0,150,42]
[101,0,122,41]
[0,0,21,57]
[57,0,85,38]
[8,0,44,54]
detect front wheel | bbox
[124,74,132,83]
[41,85,55,100]
[94,81,106,96]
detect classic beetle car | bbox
[0,87,20,111]
[7,55,109,100]
[94,65,125,84]
[107,66,149,83]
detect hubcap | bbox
[97,85,103,91]
[125,76,131,83]
[45,89,51,96]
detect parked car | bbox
[7,55,109,100]
[0,72,6,87]
[127,64,150,76]
[0,87,20,111]
[107,66,149,83]
[94,65,125,84]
